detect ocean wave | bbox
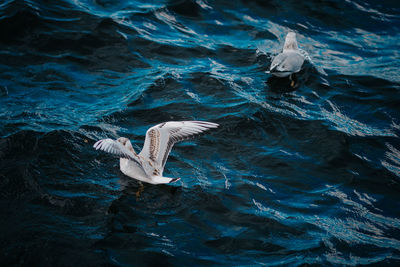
[1,0,400,265]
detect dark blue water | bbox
[1,0,400,265]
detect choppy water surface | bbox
[1,0,400,265]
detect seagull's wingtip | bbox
[93,139,107,150]
[210,122,219,128]
[93,140,100,149]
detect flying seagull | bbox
[93,121,219,184]
[269,32,305,87]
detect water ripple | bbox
[1,0,400,265]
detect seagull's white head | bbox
[117,137,135,153]
[283,32,298,51]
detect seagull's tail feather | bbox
[169,177,181,183]
[151,176,180,184]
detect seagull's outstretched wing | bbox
[93,139,141,166]
[139,121,219,173]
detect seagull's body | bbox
[94,121,218,184]
[269,32,304,79]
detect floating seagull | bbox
[93,121,219,185]
[269,32,305,87]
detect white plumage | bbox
[93,121,219,184]
[269,32,305,78]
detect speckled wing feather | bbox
[139,121,219,174]
[93,138,141,166]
